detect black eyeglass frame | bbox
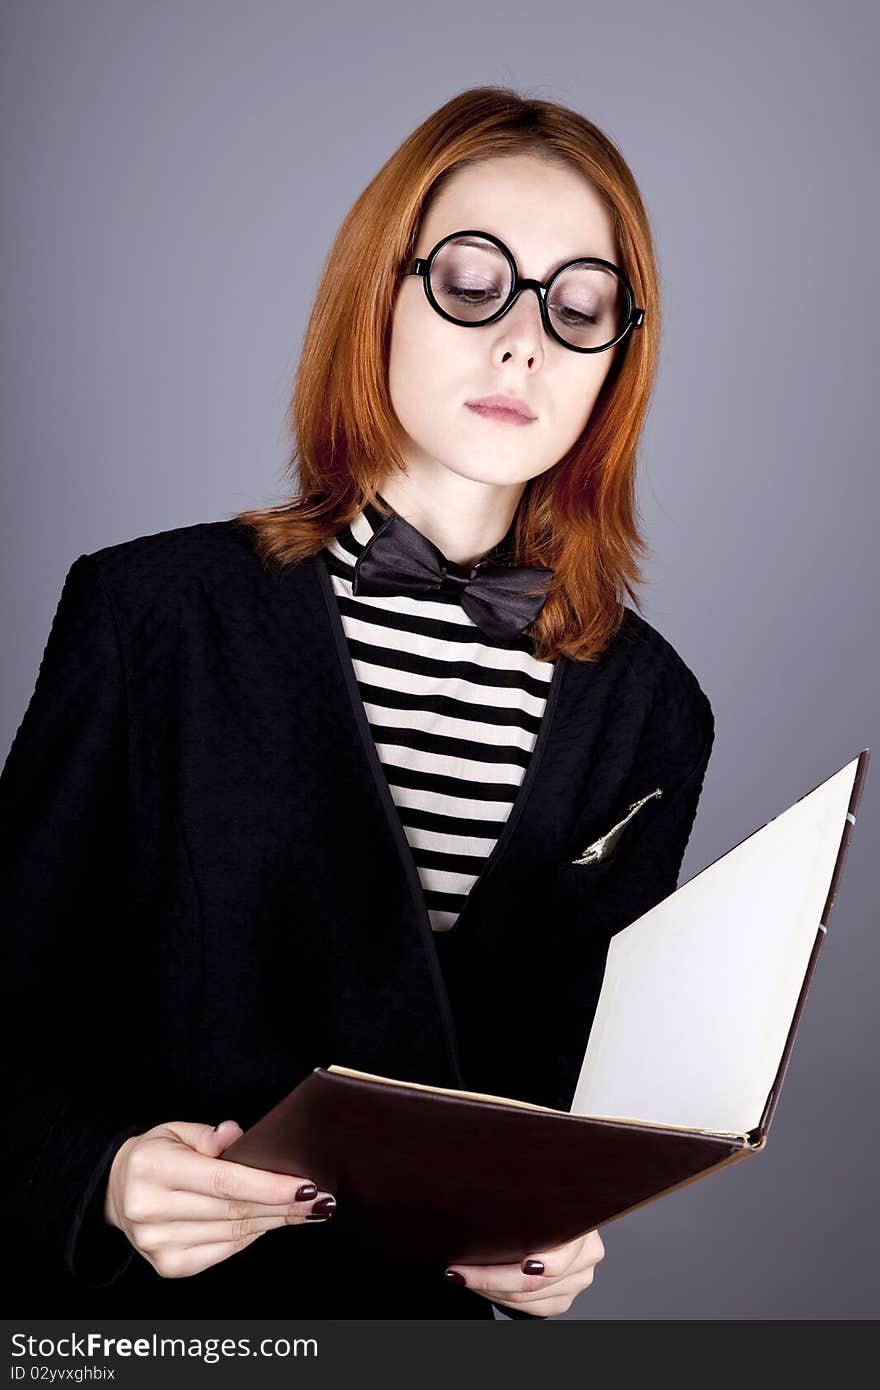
[400,228,645,355]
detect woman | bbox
[0,86,714,1319]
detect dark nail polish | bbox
[444,1269,466,1285]
[295,1183,318,1201]
[306,1196,337,1219]
[522,1259,544,1275]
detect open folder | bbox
[223,749,870,1265]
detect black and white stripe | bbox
[323,501,556,932]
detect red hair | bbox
[234,85,663,663]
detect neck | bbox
[374,472,524,569]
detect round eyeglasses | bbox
[400,229,645,354]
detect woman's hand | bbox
[103,1118,337,1279]
[444,1228,605,1317]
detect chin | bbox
[435,459,527,487]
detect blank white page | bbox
[570,756,860,1136]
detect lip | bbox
[465,394,537,424]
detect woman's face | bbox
[388,153,623,491]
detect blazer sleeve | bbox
[0,553,153,1289]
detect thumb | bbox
[208,1120,245,1156]
[164,1119,244,1157]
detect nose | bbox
[498,283,545,338]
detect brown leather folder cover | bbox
[223,1069,754,1264]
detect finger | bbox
[134,1130,324,1207]
[445,1259,550,1299]
[489,1268,589,1315]
[446,1229,600,1296]
[128,1185,335,1223]
[135,1211,330,1254]
[148,1234,263,1281]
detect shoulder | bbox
[86,517,256,592]
[76,517,303,630]
[614,604,715,756]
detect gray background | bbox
[2,0,877,1320]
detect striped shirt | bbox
[322,499,556,932]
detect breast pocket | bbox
[568,786,663,867]
[555,785,664,907]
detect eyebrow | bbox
[444,233,607,280]
[452,235,507,256]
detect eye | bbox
[439,279,504,306]
[551,302,599,327]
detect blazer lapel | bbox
[238,549,464,1090]
[309,549,465,1079]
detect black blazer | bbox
[0,517,715,1319]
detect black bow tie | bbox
[351,502,553,643]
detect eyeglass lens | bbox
[429,234,628,350]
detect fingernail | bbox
[295,1184,317,1201]
[522,1259,544,1274]
[444,1269,466,1285]
[306,1196,337,1220]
